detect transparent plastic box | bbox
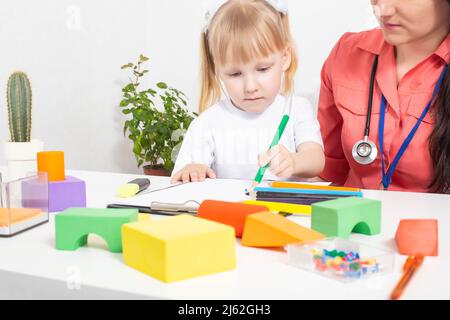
[0,173,49,237]
[287,238,395,282]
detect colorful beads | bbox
[311,248,381,279]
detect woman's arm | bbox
[317,35,350,185]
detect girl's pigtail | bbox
[199,32,222,113]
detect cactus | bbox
[7,71,32,142]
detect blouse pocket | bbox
[333,81,381,116]
[331,82,381,160]
[405,92,435,125]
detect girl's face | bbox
[371,0,450,46]
[217,48,291,113]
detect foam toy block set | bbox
[55,206,238,283]
[1,141,439,285]
[49,179,439,285]
[53,200,327,283]
[196,200,325,247]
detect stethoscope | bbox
[352,56,447,168]
[352,55,380,165]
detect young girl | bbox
[171,0,325,183]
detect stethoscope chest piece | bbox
[352,137,378,165]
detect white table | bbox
[0,169,449,300]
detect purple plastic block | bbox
[47,176,86,212]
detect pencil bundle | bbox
[251,182,362,206]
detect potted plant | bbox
[3,71,44,181]
[119,55,197,176]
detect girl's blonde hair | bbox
[199,0,298,113]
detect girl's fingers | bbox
[190,171,199,182]
[198,171,207,181]
[274,159,291,176]
[171,171,182,183]
[206,168,217,179]
[269,151,287,173]
[278,167,294,178]
[182,171,191,184]
[173,165,215,184]
[259,145,280,167]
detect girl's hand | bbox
[258,145,296,178]
[171,163,217,184]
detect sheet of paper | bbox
[110,179,332,207]
[111,179,256,207]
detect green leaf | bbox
[139,54,150,62]
[120,100,130,107]
[124,83,136,92]
[121,63,133,69]
[133,142,142,155]
[157,82,168,89]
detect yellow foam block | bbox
[243,200,311,215]
[138,214,151,222]
[122,215,236,283]
[241,212,325,248]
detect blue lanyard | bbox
[378,67,447,190]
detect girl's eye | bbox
[229,72,241,77]
[258,66,271,72]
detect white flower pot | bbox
[3,139,44,181]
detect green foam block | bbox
[55,208,138,252]
[311,197,381,239]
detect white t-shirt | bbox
[172,94,323,180]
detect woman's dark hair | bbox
[429,63,450,194]
[429,0,450,193]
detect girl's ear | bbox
[281,47,292,72]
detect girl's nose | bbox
[244,76,258,94]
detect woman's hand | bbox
[171,163,217,184]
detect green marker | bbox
[253,114,290,185]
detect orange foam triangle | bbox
[241,212,325,248]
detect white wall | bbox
[0,0,377,174]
